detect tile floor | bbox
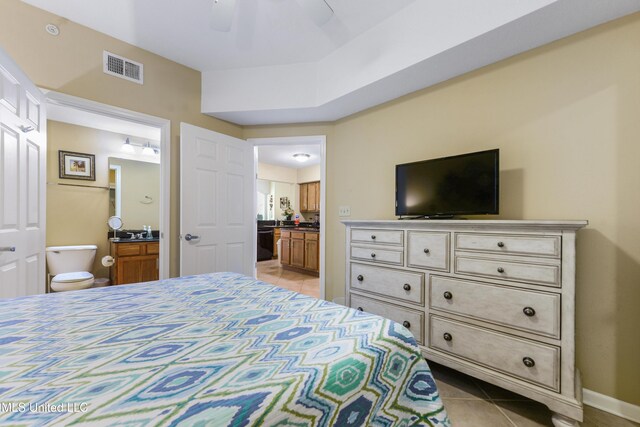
[429,361,639,427]
[256,259,320,298]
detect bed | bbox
[0,272,449,426]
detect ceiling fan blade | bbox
[294,0,334,27]
[211,0,237,32]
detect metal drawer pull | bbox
[402,321,411,329]
[443,291,452,300]
[370,253,376,258]
[497,241,505,248]
[356,307,363,311]
[523,357,535,368]
[357,275,364,281]
[523,307,536,317]
[497,267,505,273]
[443,333,452,342]
[0,247,16,252]
[403,283,411,291]
[423,248,430,254]
[371,235,376,240]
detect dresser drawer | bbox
[146,242,160,255]
[430,276,560,338]
[407,231,450,272]
[352,229,403,246]
[351,245,403,266]
[456,233,561,258]
[430,316,559,391]
[351,263,424,305]
[351,295,423,345]
[455,256,560,288]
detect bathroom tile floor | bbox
[429,361,639,426]
[256,259,319,298]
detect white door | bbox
[180,123,254,276]
[0,47,46,298]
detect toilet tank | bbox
[45,245,97,275]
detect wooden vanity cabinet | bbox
[110,241,159,285]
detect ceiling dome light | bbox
[293,153,311,163]
[121,138,135,154]
[142,142,155,156]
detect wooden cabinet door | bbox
[304,239,319,272]
[140,256,159,282]
[307,182,318,212]
[300,184,308,212]
[281,238,291,265]
[117,258,143,285]
[314,182,320,212]
[291,238,305,267]
[273,228,281,258]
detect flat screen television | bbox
[395,149,499,218]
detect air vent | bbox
[103,51,143,84]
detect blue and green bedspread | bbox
[0,272,449,426]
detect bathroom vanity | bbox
[109,240,159,285]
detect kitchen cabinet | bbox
[273,227,281,259]
[110,241,159,285]
[299,181,320,213]
[280,230,319,275]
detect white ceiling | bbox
[23,0,640,125]
[258,144,321,169]
[22,0,415,71]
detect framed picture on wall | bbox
[59,150,95,181]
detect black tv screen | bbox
[395,149,499,217]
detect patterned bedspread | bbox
[0,272,448,426]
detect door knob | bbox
[184,234,199,241]
[0,247,16,252]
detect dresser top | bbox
[341,219,588,231]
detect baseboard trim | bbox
[583,388,640,423]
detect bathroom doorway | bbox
[44,91,170,287]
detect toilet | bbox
[45,245,97,292]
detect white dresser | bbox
[343,220,587,426]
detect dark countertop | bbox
[280,228,320,232]
[110,238,160,243]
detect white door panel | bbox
[0,47,46,298]
[180,123,254,277]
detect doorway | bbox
[44,91,171,285]
[249,136,326,300]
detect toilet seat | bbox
[50,271,94,292]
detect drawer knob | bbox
[423,248,430,254]
[523,357,535,368]
[443,291,453,300]
[443,332,452,342]
[371,235,376,240]
[402,321,411,329]
[497,267,505,273]
[403,283,411,291]
[523,307,536,317]
[371,253,376,258]
[357,275,364,282]
[497,241,505,248]
[356,307,363,311]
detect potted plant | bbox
[283,205,295,221]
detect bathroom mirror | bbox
[108,157,160,231]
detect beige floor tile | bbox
[494,400,553,427]
[429,362,486,400]
[475,378,529,401]
[443,399,512,426]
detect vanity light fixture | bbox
[121,138,135,154]
[293,153,311,163]
[142,142,155,156]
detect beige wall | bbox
[245,15,640,406]
[0,0,242,277]
[109,158,160,230]
[257,162,297,183]
[297,164,320,183]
